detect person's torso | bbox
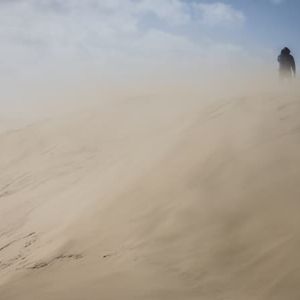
[278,54,293,71]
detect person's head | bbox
[281,47,291,55]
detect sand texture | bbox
[1,89,300,299]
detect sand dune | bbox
[1,87,300,299]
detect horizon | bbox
[0,0,299,119]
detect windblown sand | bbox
[1,85,300,299]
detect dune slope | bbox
[1,90,300,300]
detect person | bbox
[278,47,296,79]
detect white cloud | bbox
[0,0,247,77]
[195,2,246,26]
[135,0,191,25]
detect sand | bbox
[1,85,300,299]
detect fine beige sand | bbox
[1,84,300,299]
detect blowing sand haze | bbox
[1,0,300,299]
[1,84,300,299]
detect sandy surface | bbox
[1,87,300,299]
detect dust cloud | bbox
[0,65,300,300]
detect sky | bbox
[0,0,299,82]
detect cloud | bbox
[0,0,247,77]
[135,0,191,25]
[195,2,246,26]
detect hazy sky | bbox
[0,0,299,79]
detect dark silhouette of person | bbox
[278,47,296,79]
